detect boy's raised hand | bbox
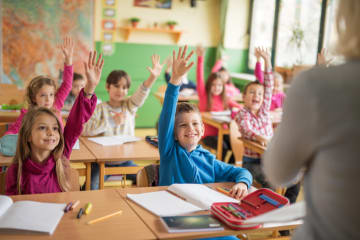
[83,51,104,97]
[60,36,75,66]
[147,54,163,78]
[255,46,272,70]
[170,46,194,86]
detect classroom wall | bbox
[93,0,251,128]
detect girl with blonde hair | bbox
[6,51,104,195]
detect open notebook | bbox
[0,195,65,234]
[88,135,140,146]
[127,184,238,216]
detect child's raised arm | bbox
[63,51,104,158]
[54,36,75,111]
[158,46,194,157]
[254,48,264,84]
[256,47,273,113]
[143,54,163,88]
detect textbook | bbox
[0,195,65,235]
[127,184,238,216]
[160,215,224,233]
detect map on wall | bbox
[2,0,93,87]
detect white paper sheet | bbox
[88,135,140,146]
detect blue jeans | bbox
[90,161,137,190]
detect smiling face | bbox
[210,78,224,96]
[29,113,60,156]
[243,83,264,115]
[175,111,204,152]
[106,77,129,103]
[33,85,55,108]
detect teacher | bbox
[263,0,360,239]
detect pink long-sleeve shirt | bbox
[211,59,241,98]
[6,89,97,195]
[197,56,242,137]
[255,61,286,111]
[5,64,73,135]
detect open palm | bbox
[84,51,104,89]
[171,46,194,85]
[147,54,163,77]
[60,36,74,63]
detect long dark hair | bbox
[205,72,228,111]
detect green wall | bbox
[95,42,248,128]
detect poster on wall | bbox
[134,0,172,9]
[2,0,94,86]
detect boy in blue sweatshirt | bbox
[158,46,252,200]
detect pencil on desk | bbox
[87,210,123,225]
[216,187,231,196]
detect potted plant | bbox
[129,17,140,28]
[166,20,177,30]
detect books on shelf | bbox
[160,215,224,233]
[0,195,65,235]
[88,135,140,146]
[127,184,238,216]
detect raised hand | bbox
[255,47,271,70]
[317,48,333,66]
[170,45,194,86]
[147,54,163,78]
[195,45,205,57]
[163,56,173,72]
[83,51,104,97]
[60,36,75,66]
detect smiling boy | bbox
[158,46,252,200]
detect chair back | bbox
[0,123,9,137]
[229,120,244,166]
[136,164,159,187]
[0,171,6,194]
[69,168,80,191]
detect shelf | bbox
[119,26,183,43]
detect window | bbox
[248,0,336,70]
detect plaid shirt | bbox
[236,70,274,158]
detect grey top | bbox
[263,61,360,240]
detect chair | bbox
[229,120,244,166]
[136,164,159,187]
[0,122,9,137]
[0,171,6,194]
[104,166,144,188]
[0,83,25,105]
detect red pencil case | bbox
[210,188,289,230]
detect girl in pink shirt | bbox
[196,46,242,162]
[211,58,241,99]
[4,37,75,136]
[6,51,104,195]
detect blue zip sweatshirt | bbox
[158,83,252,187]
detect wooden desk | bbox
[0,110,20,122]
[201,112,230,161]
[154,92,199,105]
[1,189,156,240]
[154,92,242,105]
[0,110,70,123]
[0,139,96,190]
[81,138,160,189]
[118,182,301,240]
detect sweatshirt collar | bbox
[23,155,55,175]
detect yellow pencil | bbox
[87,210,123,225]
